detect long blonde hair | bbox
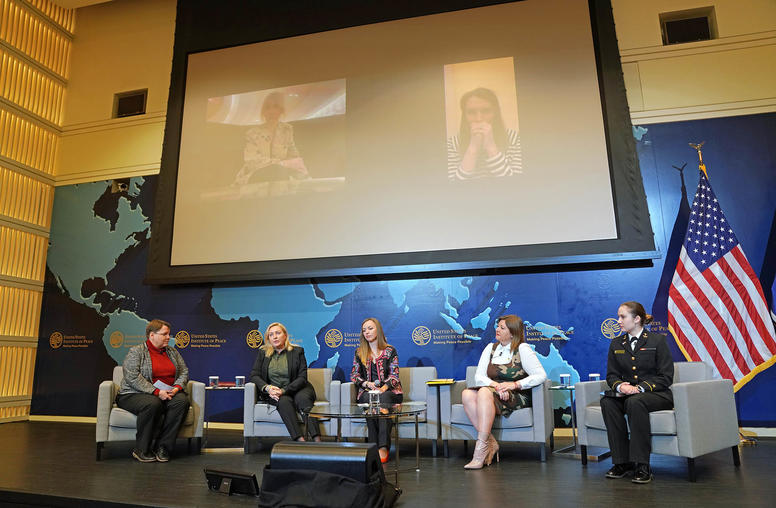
[261,322,294,357]
[356,317,388,364]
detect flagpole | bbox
[689,142,707,175]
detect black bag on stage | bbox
[257,466,400,508]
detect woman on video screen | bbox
[234,91,308,185]
[447,87,522,180]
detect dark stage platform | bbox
[0,422,772,507]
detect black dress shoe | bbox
[132,448,157,463]
[632,463,653,483]
[155,446,170,463]
[605,463,634,479]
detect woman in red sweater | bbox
[116,319,190,462]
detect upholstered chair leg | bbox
[96,442,104,461]
[431,439,438,457]
[549,433,554,451]
[540,444,546,462]
[687,457,697,482]
[732,445,741,467]
[443,439,450,458]
[244,436,259,454]
[196,437,202,454]
[580,445,587,465]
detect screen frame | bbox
[146,0,657,285]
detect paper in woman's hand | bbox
[153,380,175,392]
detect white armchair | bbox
[441,366,553,461]
[95,366,205,460]
[575,361,741,481]
[243,367,340,452]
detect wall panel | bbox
[0,0,72,424]
[0,165,54,228]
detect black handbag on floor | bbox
[257,466,400,508]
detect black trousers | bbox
[116,391,189,454]
[357,391,403,449]
[265,384,320,440]
[600,391,673,465]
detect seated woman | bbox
[601,301,673,484]
[350,317,402,463]
[116,319,190,463]
[447,87,522,180]
[249,322,321,442]
[461,314,546,469]
[233,91,308,185]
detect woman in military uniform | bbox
[601,301,674,484]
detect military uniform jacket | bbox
[606,330,673,403]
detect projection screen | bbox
[147,0,657,283]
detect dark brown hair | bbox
[458,87,508,152]
[620,301,653,326]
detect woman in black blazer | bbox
[249,322,320,441]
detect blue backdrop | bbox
[31,113,776,426]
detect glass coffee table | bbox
[304,402,426,486]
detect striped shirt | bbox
[447,128,522,180]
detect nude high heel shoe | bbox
[486,434,500,465]
[464,438,489,469]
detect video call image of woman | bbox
[447,87,522,180]
[233,92,309,185]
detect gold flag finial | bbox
[689,142,707,175]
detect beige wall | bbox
[613,0,776,123]
[53,0,775,184]
[55,0,175,185]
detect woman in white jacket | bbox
[461,314,546,469]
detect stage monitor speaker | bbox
[269,441,382,484]
[203,467,259,496]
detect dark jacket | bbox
[249,346,311,398]
[606,330,674,402]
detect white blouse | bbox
[474,342,547,389]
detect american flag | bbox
[667,168,776,391]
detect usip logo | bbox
[246,330,263,349]
[175,330,191,348]
[601,318,621,340]
[49,332,63,349]
[324,329,343,348]
[411,326,431,346]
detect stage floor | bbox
[0,421,772,507]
